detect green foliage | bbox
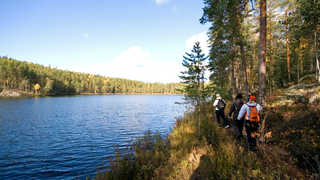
[0,57,182,96]
[201,0,319,95]
[179,42,208,105]
[201,0,248,89]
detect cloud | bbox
[70,32,210,83]
[75,46,182,83]
[185,31,209,54]
[106,46,181,82]
[81,33,89,39]
[155,0,170,5]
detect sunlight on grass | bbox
[94,100,318,180]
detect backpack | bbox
[217,99,225,110]
[245,104,260,122]
[233,102,243,117]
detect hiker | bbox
[237,96,262,151]
[229,93,244,141]
[213,94,229,128]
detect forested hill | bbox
[0,57,182,96]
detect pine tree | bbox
[179,42,208,136]
[179,42,207,105]
[258,0,267,104]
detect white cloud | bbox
[81,33,89,39]
[155,0,170,5]
[185,31,209,54]
[106,46,181,82]
[74,46,182,83]
[70,32,210,83]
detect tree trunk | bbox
[285,7,291,82]
[297,55,300,83]
[235,7,249,97]
[231,59,237,99]
[258,0,267,104]
[301,55,304,76]
[198,102,201,137]
[316,31,320,82]
[269,23,274,96]
[298,42,303,83]
[310,45,314,72]
[235,60,240,91]
[240,42,249,97]
[197,77,201,137]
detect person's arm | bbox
[229,103,235,117]
[237,104,247,120]
[213,99,218,107]
[257,104,263,112]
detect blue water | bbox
[0,95,185,180]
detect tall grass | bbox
[94,102,314,180]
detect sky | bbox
[0,0,210,83]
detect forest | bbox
[198,0,319,103]
[0,56,181,96]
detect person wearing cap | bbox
[213,94,229,128]
[229,93,245,141]
[237,96,262,151]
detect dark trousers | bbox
[245,121,259,148]
[233,119,244,140]
[216,110,228,126]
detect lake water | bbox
[0,95,185,180]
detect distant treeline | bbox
[0,57,182,95]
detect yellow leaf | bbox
[34,84,41,90]
[265,131,272,138]
[251,169,260,177]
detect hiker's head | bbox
[235,93,243,103]
[249,96,256,103]
[216,94,221,99]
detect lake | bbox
[0,95,185,180]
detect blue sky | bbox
[0,0,209,83]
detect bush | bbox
[94,131,169,180]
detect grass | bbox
[264,103,320,177]
[93,97,319,179]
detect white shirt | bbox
[213,98,225,111]
[237,102,262,120]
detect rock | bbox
[0,89,22,97]
[310,93,320,104]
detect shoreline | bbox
[0,89,183,99]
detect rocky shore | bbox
[0,89,29,97]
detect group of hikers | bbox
[213,93,262,151]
